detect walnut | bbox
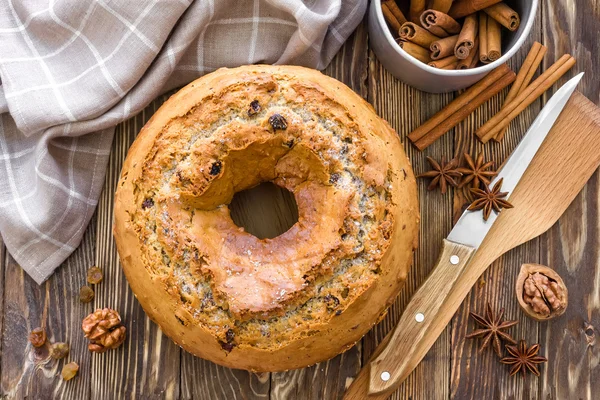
[82,308,127,353]
[516,264,568,321]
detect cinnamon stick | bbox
[383,0,408,25]
[400,22,441,48]
[382,3,402,34]
[431,0,454,14]
[440,56,458,70]
[455,14,478,59]
[487,16,502,62]
[457,38,479,69]
[420,10,461,37]
[469,47,480,68]
[479,12,489,63]
[494,42,547,141]
[429,55,459,68]
[484,2,520,31]
[449,0,502,19]
[477,54,576,143]
[408,64,516,150]
[410,0,427,23]
[521,49,549,86]
[398,40,433,64]
[431,35,460,60]
[441,61,459,70]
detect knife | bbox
[344,72,584,399]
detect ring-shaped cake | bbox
[114,65,419,371]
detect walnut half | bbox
[516,264,568,321]
[82,308,127,353]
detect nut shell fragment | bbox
[516,263,568,321]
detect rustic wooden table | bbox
[1,2,599,399]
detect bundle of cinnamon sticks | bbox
[382,0,521,70]
[407,42,577,150]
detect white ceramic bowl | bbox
[369,0,539,93]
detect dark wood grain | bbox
[271,352,360,400]
[539,174,600,400]
[2,2,600,399]
[538,1,600,398]
[180,362,270,400]
[180,334,269,398]
[0,235,5,377]
[0,221,95,399]
[542,0,600,104]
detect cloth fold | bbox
[0,0,366,283]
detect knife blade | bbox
[353,73,584,398]
[448,72,584,248]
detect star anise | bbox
[468,178,513,221]
[465,303,517,357]
[500,340,547,376]
[457,152,497,189]
[417,156,462,194]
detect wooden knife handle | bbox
[367,239,475,396]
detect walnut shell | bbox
[516,263,568,321]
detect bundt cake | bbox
[113,65,419,371]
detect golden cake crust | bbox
[113,65,419,371]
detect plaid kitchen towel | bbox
[0,0,366,284]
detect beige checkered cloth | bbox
[0,0,366,283]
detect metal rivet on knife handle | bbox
[450,255,460,264]
[415,313,425,322]
[380,371,391,381]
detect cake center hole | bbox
[229,182,299,239]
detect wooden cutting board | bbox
[344,90,600,399]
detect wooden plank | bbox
[91,99,181,400]
[363,53,455,399]
[542,0,600,103]
[539,175,600,399]
[0,234,5,375]
[538,1,600,398]
[268,20,369,400]
[180,362,270,400]
[271,353,359,399]
[450,11,545,399]
[0,220,95,399]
